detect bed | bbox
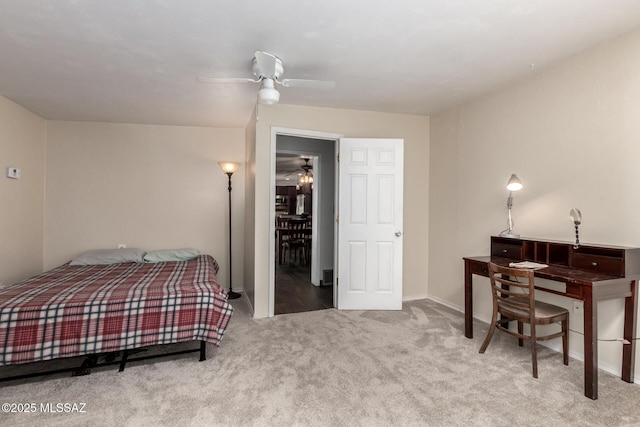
[0,254,233,375]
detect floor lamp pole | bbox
[225,170,241,300]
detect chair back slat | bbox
[488,262,536,318]
[288,219,307,241]
[277,216,290,228]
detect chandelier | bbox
[299,173,313,185]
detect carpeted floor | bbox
[1,298,639,426]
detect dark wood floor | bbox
[275,259,333,315]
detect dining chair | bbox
[281,218,307,265]
[479,262,569,378]
[276,216,290,264]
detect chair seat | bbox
[499,297,569,320]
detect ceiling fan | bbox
[197,51,336,105]
[284,158,313,178]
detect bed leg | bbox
[119,350,130,372]
[199,341,206,361]
[73,355,98,376]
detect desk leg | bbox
[583,287,598,400]
[622,280,638,383]
[464,259,473,339]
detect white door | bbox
[337,138,403,310]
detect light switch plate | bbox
[7,167,21,179]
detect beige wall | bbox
[429,28,640,378]
[243,108,257,313]
[0,95,45,285]
[247,104,430,318]
[44,121,246,293]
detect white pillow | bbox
[143,248,200,263]
[70,248,147,266]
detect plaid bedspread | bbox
[0,255,233,365]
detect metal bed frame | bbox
[0,341,206,383]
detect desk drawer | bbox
[571,253,623,276]
[565,283,583,299]
[468,260,489,276]
[491,242,523,259]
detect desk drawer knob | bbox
[591,262,598,266]
[502,249,508,253]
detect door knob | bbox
[395,230,402,237]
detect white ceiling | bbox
[2,1,640,128]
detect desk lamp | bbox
[499,174,523,238]
[570,208,582,249]
[218,161,241,300]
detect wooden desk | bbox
[464,236,640,400]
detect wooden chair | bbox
[479,262,569,378]
[276,216,290,264]
[281,219,307,265]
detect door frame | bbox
[269,127,343,317]
[275,149,320,281]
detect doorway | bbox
[272,133,337,315]
[269,131,405,315]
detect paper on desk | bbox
[508,261,549,269]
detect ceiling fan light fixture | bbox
[258,78,280,105]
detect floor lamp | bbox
[219,161,241,300]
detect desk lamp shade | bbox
[499,174,523,238]
[506,174,523,191]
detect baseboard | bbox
[402,294,429,303]
[425,296,639,384]
[426,295,468,316]
[239,291,254,318]
[227,287,254,318]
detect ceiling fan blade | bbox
[196,76,259,84]
[280,79,336,90]
[284,170,302,177]
[254,51,278,77]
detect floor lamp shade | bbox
[219,161,241,300]
[218,162,240,174]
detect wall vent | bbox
[322,269,334,286]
